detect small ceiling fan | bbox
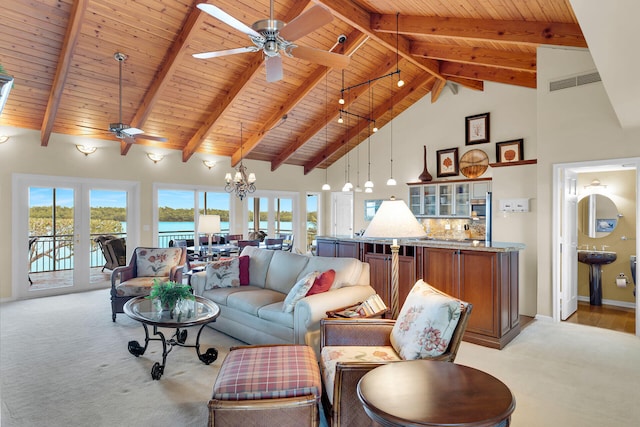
[108,52,167,143]
[193,1,350,82]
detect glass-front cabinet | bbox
[408,179,489,218]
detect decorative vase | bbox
[418,145,433,182]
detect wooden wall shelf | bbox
[490,159,537,168]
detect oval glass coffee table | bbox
[358,360,515,426]
[124,296,221,380]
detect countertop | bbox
[316,236,525,252]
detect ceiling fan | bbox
[108,52,167,143]
[193,1,350,82]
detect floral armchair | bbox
[319,280,472,426]
[110,246,186,321]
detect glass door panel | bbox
[438,184,453,216]
[28,186,75,291]
[454,183,470,217]
[423,184,437,216]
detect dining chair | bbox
[264,238,284,250]
[237,240,260,249]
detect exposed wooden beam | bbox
[316,0,445,82]
[121,1,207,155]
[430,78,446,103]
[447,76,484,91]
[182,52,264,162]
[441,62,536,88]
[40,0,87,146]
[372,14,587,48]
[264,30,368,170]
[411,41,537,72]
[304,73,435,175]
[293,51,400,173]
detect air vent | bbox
[549,71,601,92]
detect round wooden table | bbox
[357,360,515,427]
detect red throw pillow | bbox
[306,269,335,296]
[239,255,250,285]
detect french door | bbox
[12,174,139,299]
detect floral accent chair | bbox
[110,246,186,321]
[319,280,472,427]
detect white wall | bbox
[536,46,640,317]
[0,129,326,299]
[324,81,539,315]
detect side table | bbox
[358,360,515,426]
[124,296,221,380]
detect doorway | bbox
[12,174,139,299]
[331,191,353,237]
[553,158,639,337]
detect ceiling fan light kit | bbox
[193,2,349,82]
[109,52,167,143]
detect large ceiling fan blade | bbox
[135,134,168,142]
[193,46,259,59]
[265,56,283,82]
[279,5,333,41]
[292,46,350,69]
[196,3,261,38]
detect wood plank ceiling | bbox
[0,0,586,173]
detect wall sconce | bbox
[203,160,216,170]
[584,178,607,190]
[147,152,164,163]
[0,135,10,144]
[76,145,97,156]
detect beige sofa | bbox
[190,246,374,354]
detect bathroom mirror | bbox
[578,194,619,238]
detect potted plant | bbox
[147,279,195,317]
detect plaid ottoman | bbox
[208,345,321,427]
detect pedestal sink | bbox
[577,250,617,305]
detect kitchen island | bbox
[316,236,524,349]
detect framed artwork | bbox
[436,147,459,177]
[465,112,490,145]
[364,199,383,221]
[496,139,524,163]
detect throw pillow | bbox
[136,247,183,277]
[204,258,241,289]
[306,269,336,296]
[238,255,250,285]
[282,271,319,313]
[390,279,463,359]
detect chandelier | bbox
[225,124,256,200]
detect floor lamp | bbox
[362,197,427,318]
[198,214,221,257]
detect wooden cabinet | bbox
[408,178,490,218]
[422,246,519,349]
[363,242,416,308]
[315,236,521,349]
[315,238,360,259]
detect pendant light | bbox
[322,70,331,191]
[355,130,362,193]
[386,75,396,186]
[395,12,404,88]
[364,81,374,192]
[342,101,353,192]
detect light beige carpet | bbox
[2,290,639,426]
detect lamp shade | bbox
[362,198,426,240]
[198,214,221,234]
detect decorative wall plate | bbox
[459,149,489,178]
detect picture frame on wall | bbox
[465,112,490,145]
[436,147,459,177]
[496,138,524,163]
